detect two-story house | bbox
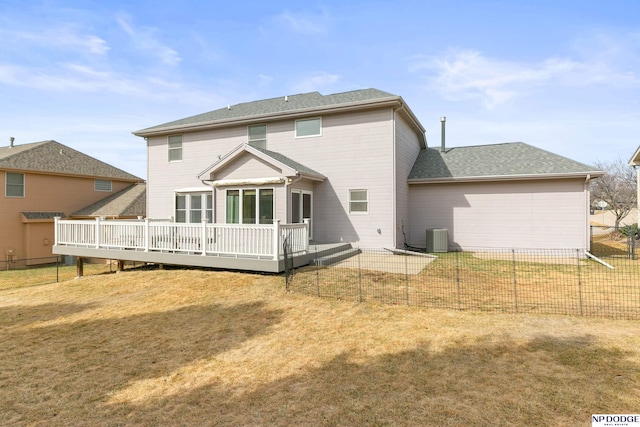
[53,88,603,273]
[134,88,601,251]
[1,140,144,264]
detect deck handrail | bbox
[53,217,309,259]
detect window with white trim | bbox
[94,179,112,192]
[349,189,368,213]
[226,188,274,224]
[168,135,182,162]
[5,172,24,197]
[295,117,322,138]
[175,192,212,223]
[248,124,267,148]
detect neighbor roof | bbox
[408,142,604,182]
[0,140,142,181]
[72,183,146,217]
[134,88,421,136]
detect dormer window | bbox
[248,124,267,149]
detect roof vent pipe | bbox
[440,116,446,153]
[9,137,14,148]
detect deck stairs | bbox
[308,242,361,266]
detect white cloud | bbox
[1,27,109,55]
[410,43,640,109]
[116,15,181,65]
[292,71,341,93]
[275,8,330,35]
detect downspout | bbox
[392,107,398,249]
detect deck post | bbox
[273,219,281,258]
[144,218,150,252]
[303,219,310,250]
[201,220,207,256]
[95,217,101,249]
[76,257,84,278]
[54,216,60,247]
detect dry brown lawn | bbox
[1,266,639,426]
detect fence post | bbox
[358,249,363,303]
[455,251,461,310]
[577,249,583,316]
[512,249,518,313]
[405,251,409,305]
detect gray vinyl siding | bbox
[147,107,401,248]
[408,179,589,250]
[394,113,423,248]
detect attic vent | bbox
[285,95,288,102]
[227,105,231,110]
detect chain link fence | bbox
[286,246,640,320]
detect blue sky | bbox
[1,0,639,179]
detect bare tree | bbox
[590,158,637,230]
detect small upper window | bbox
[168,135,182,162]
[248,124,267,149]
[349,189,368,213]
[295,117,322,138]
[94,179,112,192]
[6,172,24,197]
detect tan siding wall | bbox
[0,172,133,260]
[394,113,423,247]
[408,179,589,250]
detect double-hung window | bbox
[248,124,267,149]
[6,172,24,197]
[349,189,368,213]
[295,117,322,138]
[226,188,274,224]
[168,135,182,162]
[175,192,212,223]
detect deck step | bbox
[312,246,362,266]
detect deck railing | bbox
[54,217,309,259]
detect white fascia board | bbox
[408,171,606,184]
[212,177,286,187]
[134,98,403,137]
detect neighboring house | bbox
[1,140,143,264]
[134,88,601,252]
[70,182,146,219]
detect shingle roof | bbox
[72,183,146,217]
[135,88,399,135]
[409,142,603,181]
[21,212,66,220]
[251,146,324,178]
[0,140,142,180]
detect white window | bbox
[6,172,24,197]
[168,135,182,162]
[349,189,368,213]
[248,124,267,149]
[295,117,322,138]
[175,192,212,223]
[226,188,274,224]
[94,179,112,192]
